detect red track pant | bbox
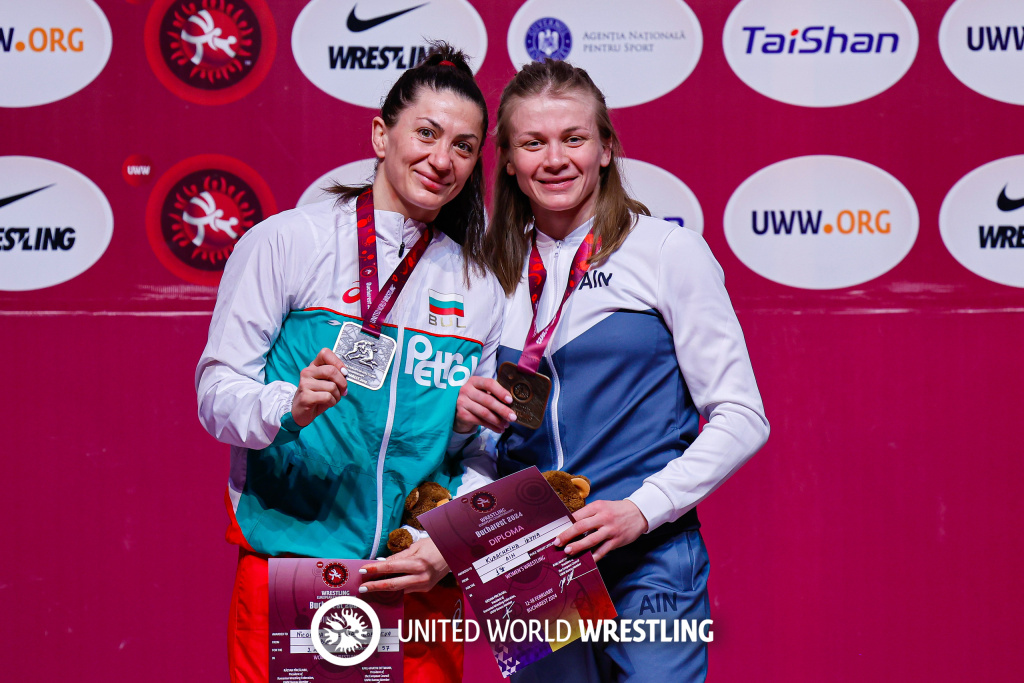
[227,548,464,682]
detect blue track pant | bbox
[512,518,710,683]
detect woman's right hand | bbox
[454,376,517,434]
[291,348,349,427]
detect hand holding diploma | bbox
[419,467,618,675]
[359,538,450,594]
[554,499,650,562]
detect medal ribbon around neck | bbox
[355,188,434,338]
[518,227,599,373]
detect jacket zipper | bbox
[547,239,565,470]
[547,345,565,470]
[369,323,404,559]
[369,227,409,558]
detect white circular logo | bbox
[939,155,1024,288]
[507,0,703,109]
[311,596,381,666]
[724,155,919,290]
[0,156,114,291]
[0,0,113,108]
[619,158,703,235]
[292,0,488,109]
[940,0,1024,106]
[297,158,378,207]
[722,0,919,108]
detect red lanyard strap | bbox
[518,228,598,373]
[355,188,433,337]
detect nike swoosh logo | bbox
[347,3,427,32]
[0,184,53,210]
[997,185,1024,212]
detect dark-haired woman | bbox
[196,45,512,682]
[464,60,769,681]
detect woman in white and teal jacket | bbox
[195,44,510,683]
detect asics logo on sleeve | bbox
[346,3,427,32]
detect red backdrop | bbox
[2,1,1022,681]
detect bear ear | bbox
[405,489,421,511]
[570,477,591,498]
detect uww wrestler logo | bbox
[182,9,238,66]
[345,339,380,368]
[183,191,239,247]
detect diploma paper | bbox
[419,467,616,677]
[268,558,403,682]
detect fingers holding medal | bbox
[455,376,517,434]
[291,347,350,427]
[496,362,551,430]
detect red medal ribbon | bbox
[355,188,434,338]
[518,227,599,373]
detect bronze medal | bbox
[504,227,597,431]
[497,361,551,430]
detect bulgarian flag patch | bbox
[428,290,464,317]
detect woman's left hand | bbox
[554,499,650,562]
[359,538,449,594]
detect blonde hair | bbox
[484,60,649,295]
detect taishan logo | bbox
[723,0,919,107]
[145,154,276,286]
[939,155,1024,288]
[940,0,1024,105]
[0,0,112,108]
[145,0,277,105]
[740,26,900,55]
[724,156,919,290]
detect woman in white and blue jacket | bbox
[458,59,769,683]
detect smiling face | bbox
[371,87,484,223]
[505,90,612,238]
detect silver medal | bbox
[331,322,396,391]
